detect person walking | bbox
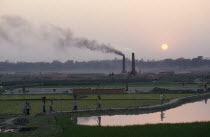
[160,92,165,104]
[26,102,31,115]
[41,96,47,113]
[49,100,54,112]
[96,95,101,110]
[42,102,46,113]
[72,96,77,111]
[23,101,27,114]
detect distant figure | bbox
[24,102,31,115]
[204,84,208,91]
[42,96,46,103]
[160,92,165,104]
[72,97,78,111]
[126,84,128,91]
[182,82,185,86]
[49,100,54,112]
[42,102,46,113]
[96,96,102,110]
[23,102,27,114]
[22,87,26,94]
[97,116,101,126]
[160,111,165,121]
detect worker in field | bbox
[42,96,46,103]
[49,100,54,112]
[42,97,47,113]
[72,95,78,111]
[204,83,208,91]
[96,95,102,110]
[160,92,165,104]
[24,102,31,115]
[23,101,27,114]
[182,82,185,86]
[42,102,46,113]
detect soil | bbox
[0,117,29,133]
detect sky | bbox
[0,0,210,62]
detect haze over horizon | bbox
[0,0,210,62]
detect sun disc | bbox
[161,44,168,50]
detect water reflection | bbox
[205,98,208,104]
[160,111,165,121]
[71,117,78,124]
[77,99,210,126]
[97,116,101,126]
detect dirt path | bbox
[51,92,210,116]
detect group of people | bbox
[41,97,54,113]
[23,93,165,115]
[23,98,54,115]
[23,95,102,115]
[23,101,31,115]
[72,95,102,111]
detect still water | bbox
[75,99,210,126]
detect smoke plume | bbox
[0,15,124,56]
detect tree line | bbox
[0,56,209,72]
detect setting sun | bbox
[161,44,168,51]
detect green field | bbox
[0,100,161,114]
[0,94,192,114]
[0,93,192,100]
[0,115,209,137]
[26,83,199,88]
[0,116,61,137]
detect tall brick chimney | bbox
[130,53,136,75]
[122,55,126,73]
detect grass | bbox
[0,100,159,114]
[0,94,192,114]
[26,83,199,88]
[0,94,73,100]
[0,116,62,137]
[0,93,192,100]
[0,88,5,94]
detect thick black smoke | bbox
[0,15,124,56]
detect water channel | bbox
[76,99,210,126]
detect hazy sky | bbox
[0,0,210,62]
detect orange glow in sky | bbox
[0,0,210,62]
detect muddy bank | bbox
[52,92,210,117]
[0,116,30,133]
[138,87,209,94]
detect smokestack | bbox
[130,53,136,75]
[122,55,126,73]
